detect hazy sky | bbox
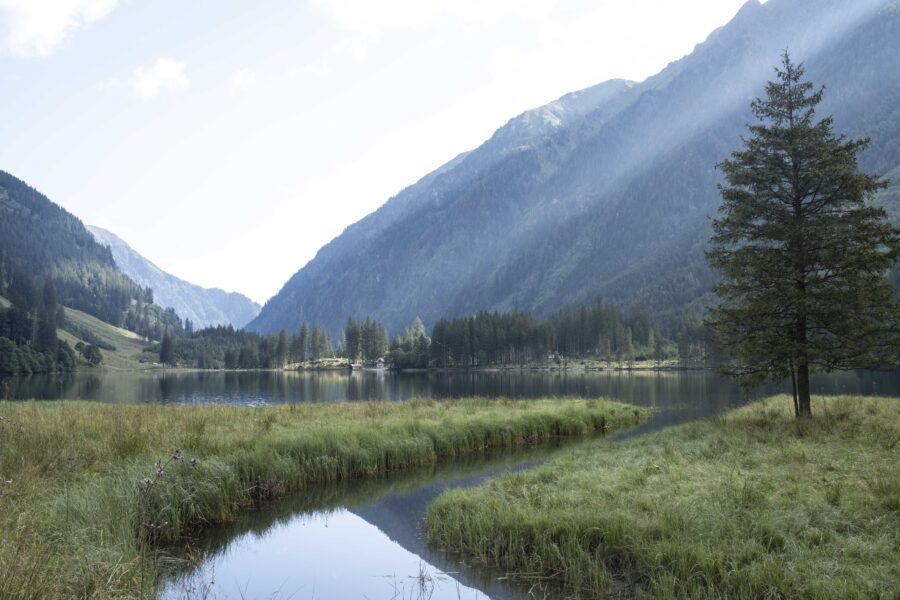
[0,0,752,304]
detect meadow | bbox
[0,397,643,599]
[426,395,900,598]
[58,304,159,371]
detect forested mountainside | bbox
[249,0,900,337]
[88,226,260,329]
[0,170,182,341]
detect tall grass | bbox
[426,395,900,598]
[0,397,643,598]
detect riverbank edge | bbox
[0,397,646,599]
[424,395,900,598]
[83,363,710,374]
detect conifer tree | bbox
[707,53,900,417]
[160,329,174,365]
[275,329,289,368]
[0,337,18,373]
[298,323,309,362]
[344,317,360,361]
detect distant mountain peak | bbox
[248,0,900,337]
[492,79,634,145]
[88,225,260,329]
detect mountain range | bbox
[247,0,900,337]
[88,226,260,329]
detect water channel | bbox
[4,368,899,598]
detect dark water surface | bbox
[6,367,900,403]
[4,368,900,431]
[4,369,900,599]
[161,442,590,600]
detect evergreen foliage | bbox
[389,317,430,368]
[159,330,174,365]
[342,317,388,362]
[163,302,698,370]
[0,171,184,343]
[0,254,78,374]
[275,330,289,368]
[0,171,149,324]
[707,54,900,417]
[430,299,670,367]
[166,322,336,369]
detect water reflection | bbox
[7,368,898,599]
[162,442,588,600]
[5,368,900,434]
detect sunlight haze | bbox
[0,0,751,303]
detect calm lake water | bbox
[4,368,900,599]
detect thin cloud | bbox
[308,0,551,61]
[232,67,257,88]
[308,0,549,37]
[301,61,331,77]
[0,0,119,57]
[130,58,189,99]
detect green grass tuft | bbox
[0,397,643,598]
[425,395,900,598]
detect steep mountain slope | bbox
[88,226,260,329]
[0,170,182,339]
[249,0,900,336]
[0,170,148,324]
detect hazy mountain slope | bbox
[0,171,185,340]
[249,0,900,336]
[0,170,151,325]
[88,226,260,329]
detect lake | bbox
[3,368,899,599]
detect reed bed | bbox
[0,397,643,598]
[425,395,900,598]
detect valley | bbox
[1,0,899,598]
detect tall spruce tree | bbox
[707,53,900,418]
[159,329,174,365]
[275,329,289,368]
[298,323,309,363]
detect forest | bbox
[0,250,181,373]
[0,172,184,348]
[0,266,75,375]
[429,299,720,368]
[165,323,334,369]
[0,167,723,376]
[163,298,721,370]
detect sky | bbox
[0,0,753,304]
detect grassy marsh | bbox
[0,397,643,598]
[426,395,900,598]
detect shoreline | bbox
[426,395,900,598]
[0,397,645,598]
[90,363,714,374]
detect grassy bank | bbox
[426,395,900,598]
[59,305,158,370]
[0,397,643,598]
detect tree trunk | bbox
[790,362,799,418]
[796,361,812,418]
